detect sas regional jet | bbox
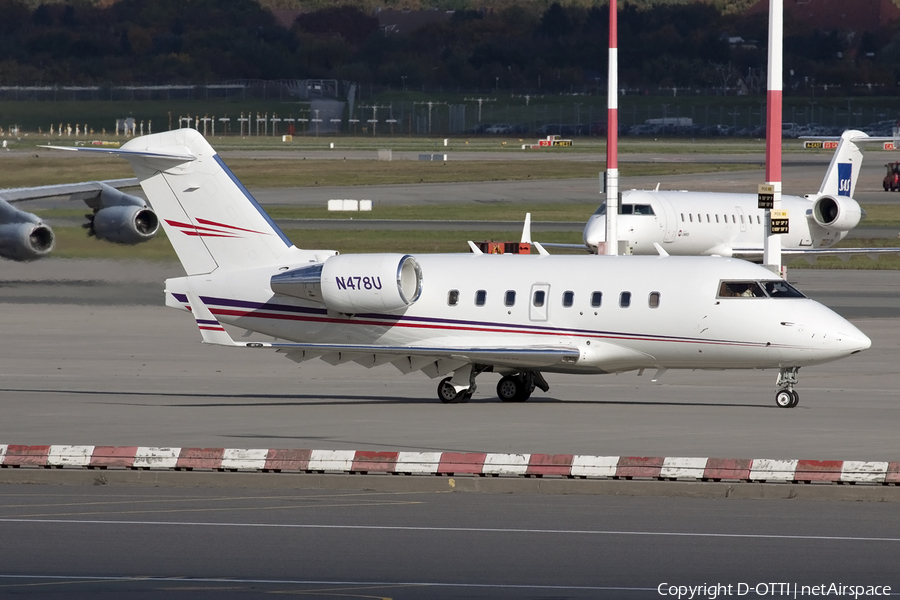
[49,129,871,408]
[574,129,899,260]
[0,179,159,261]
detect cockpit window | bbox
[717,280,806,299]
[718,281,766,298]
[593,203,607,215]
[620,204,655,215]
[762,280,806,298]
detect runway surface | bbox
[0,486,898,599]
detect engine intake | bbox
[271,254,423,314]
[811,195,862,232]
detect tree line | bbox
[0,0,898,95]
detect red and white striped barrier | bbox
[1,444,898,485]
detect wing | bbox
[0,178,139,204]
[185,292,580,376]
[730,247,900,261]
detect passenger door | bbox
[529,283,550,322]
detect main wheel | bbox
[775,389,795,408]
[788,390,799,408]
[497,375,531,402]
[438,378,462,404]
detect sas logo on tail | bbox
[166,218,270,238]
[837,163,852,197]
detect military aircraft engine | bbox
[270,253,423,314]
[87,204,159,244]
[0,221,55,261]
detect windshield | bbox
[718,280,806,299]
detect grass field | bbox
[46,226,900,270]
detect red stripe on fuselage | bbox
[206,306,774,350]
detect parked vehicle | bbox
[883,162,900,191]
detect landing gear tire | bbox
[775,389,799,409]
[438,377,473,404]
[497,375,532,402]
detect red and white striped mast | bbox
[603,0,619,255]
[763,0,783,272]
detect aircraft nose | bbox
[836,328,871,354]
[583,215,606,249]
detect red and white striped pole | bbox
[604,0,619,256]
[763,0,783,272]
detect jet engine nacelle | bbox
[89,205,159,244]
[811,195,862,232]
[0,221,55,261]
[270,253,423,314]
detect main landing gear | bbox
[775,367,800,408]
[437,367,549,403]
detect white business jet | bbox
[576,129,898,259]
[49,129,871,408]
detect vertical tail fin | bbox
[118,129,294,275]
[817,129,866,199]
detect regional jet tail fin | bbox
[817,129,867,200]
[49,129,297,276]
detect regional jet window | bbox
[648,292,660,308]
[504,290,516,306]
[633,204,655,215]
[620,292,631,308]
[715,214,720,223]
[594,203,607,215]
[680,213,685,222]
[475,290,487,306]
[689,214,693,223]
[533,290,546,308]
[590,291,603,307]
[731,215,736,223]
[706,214,710,223]
[621,204,634,215]
[562,291,574,307]
[762,280,806,298]
[757,215,762,224]
[448,290,459,306]
[718,281,765,298]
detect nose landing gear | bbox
[775,367,800,408]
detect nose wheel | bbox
[775,367,800,408]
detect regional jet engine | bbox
[270,254,423,314]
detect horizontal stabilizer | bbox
[186,292,241,347]
[41,145,195,162]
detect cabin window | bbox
[649,292,660,308]
[689,214,693,223]
[590,291,603,307]
[697,213,702,222]
[715,214,720,223]
[475,290,487,306]
[448,290,459,306]
[732,215,736,223]
[504,290,516,306]
[620,292,631,308]
[706,214,710,223]
[562,291,574,307]
[680,213,685,222]
[533,290,546,307]
[740,215,745,224]
[757,215,762,224]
